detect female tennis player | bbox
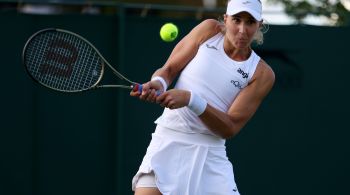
[130,0,275,194]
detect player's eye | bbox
[232,17,241,23]
[248,19,257,25]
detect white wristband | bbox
[151,76,168,91]
[187,91,207,116]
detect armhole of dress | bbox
[200,32,223,47]
[247,51,261,82]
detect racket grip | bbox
[132,84,143,93]
[132,84,161,96]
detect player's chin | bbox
[235,41,250,48]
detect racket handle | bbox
[132,84,161,96]
[132,84,143,93]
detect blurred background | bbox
[0,0,349,195]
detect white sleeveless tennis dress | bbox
[132,32,260,195]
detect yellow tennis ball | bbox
[160,23,178,42]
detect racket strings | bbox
[25,30,103,92]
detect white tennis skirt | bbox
[132,125,240,195]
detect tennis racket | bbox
[22,28,143,93]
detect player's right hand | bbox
[130,80,162,103]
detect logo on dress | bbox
[206,44,218,50]
[237,68,249,79]
[231,80,243,89]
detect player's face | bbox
[224,12,261,49]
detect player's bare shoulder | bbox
[195,19,223,44]
[200,19,223,31]
[250,59,275,90]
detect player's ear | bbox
[259,19,263,27]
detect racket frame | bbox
[22,28,138,93]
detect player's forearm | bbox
[199,105,247,139]
[151,67,175,88]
